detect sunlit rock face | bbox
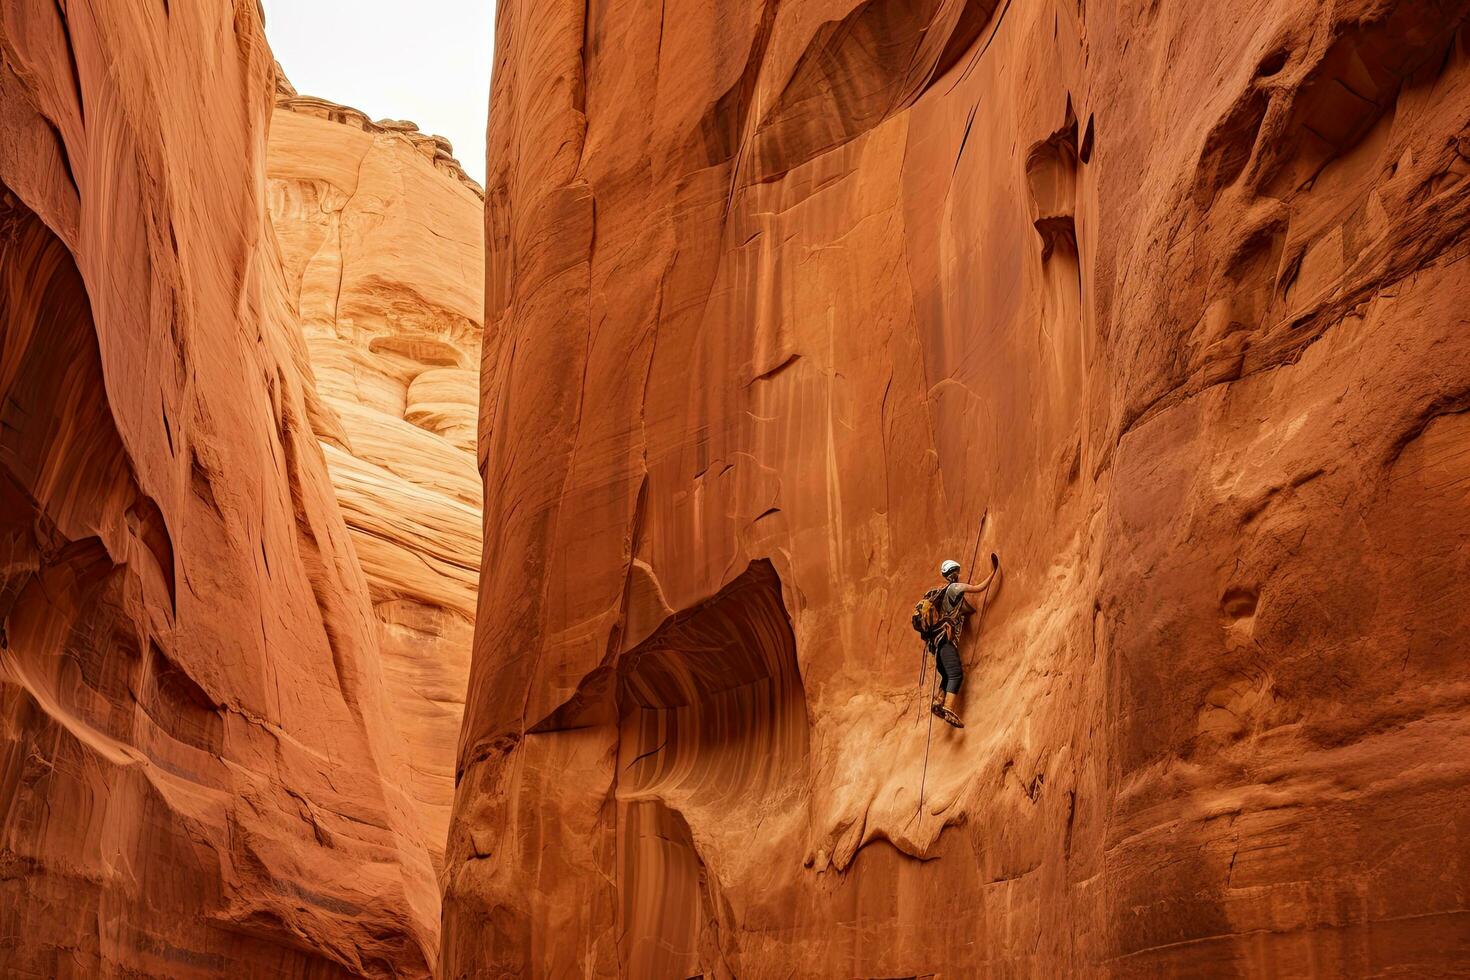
[266,81,485,874]
[444,0,1470,976]
[0,4,437,976]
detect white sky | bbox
[260,0,495,184]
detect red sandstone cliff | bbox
[444,0,1470,976]
[267,87,484,874]
[0,4,439,975]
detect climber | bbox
[925,557,997,729]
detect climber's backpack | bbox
[911,586,951,644]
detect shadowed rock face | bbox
[613,561,806,977]
[0,4,437,976]
[447,0,1470,976]
[266,88,485,875]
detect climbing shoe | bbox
[932,703,964,729]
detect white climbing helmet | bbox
[940,559,961,577]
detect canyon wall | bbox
[267,82,485,874]
[445,0,1470,976]
[0,4,439,976]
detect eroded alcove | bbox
[525,559,807,977]
[614,559,807,976]
[616,559,807,804]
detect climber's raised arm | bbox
[956,567,996,595]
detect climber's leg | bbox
[937,642,963,698]
[933,643,965,728]
[932,646,949,706]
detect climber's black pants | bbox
[934,642,963,694]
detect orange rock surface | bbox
[0,4,438,975]
[267,84,484,873]
[445,1,1470,976]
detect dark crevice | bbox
[623,735,670,772]
[1063,790,1077,859]
[40,116,80,205]
[948,0,1015,93]
[1193,87,1269,211]
[748,352,801,385]
[930,0,1003,84]
[160,396,175,456]
[52,0,86,124]
[952,101,979,178]
[698,1,778,169]
[1256,48,1288,78]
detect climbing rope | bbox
[963,553,1000,671]
[916,664,939,823]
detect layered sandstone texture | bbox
[445,0,1470,976]
[267,82,485,873]
[0,3,438,976]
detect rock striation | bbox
[0,4,440,976]
[445,0,1470,976]
[267,82,485,874]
